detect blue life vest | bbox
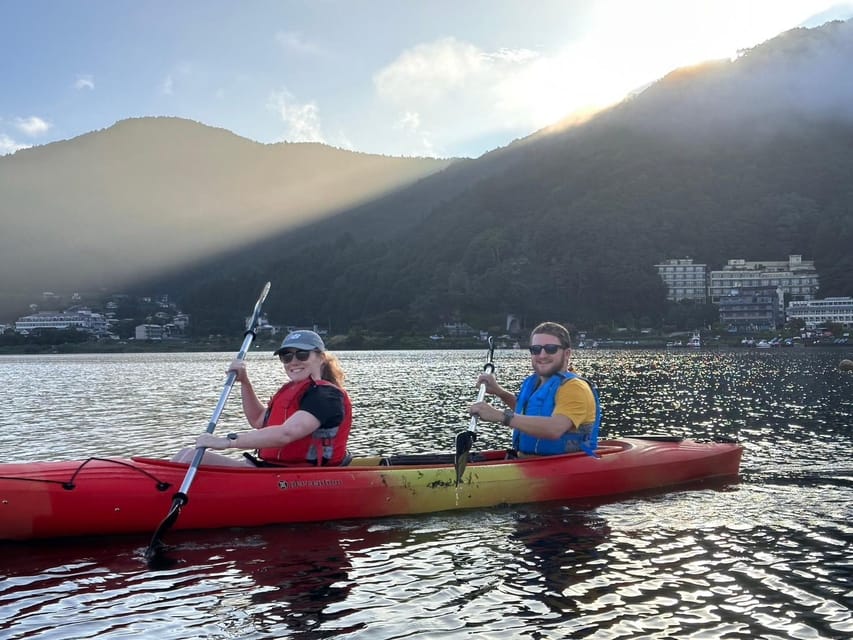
[512,371,602,457]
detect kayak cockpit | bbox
[131,442,631,472]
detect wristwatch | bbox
[502,409,515,426]
[226,432,239,447]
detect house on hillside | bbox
[135,324,163,340]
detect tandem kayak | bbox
[0,436,742,541]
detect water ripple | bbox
[1,348,852,638]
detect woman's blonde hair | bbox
[320,351,346,388]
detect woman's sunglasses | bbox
[280,349,314,363]
[528,344,564,355]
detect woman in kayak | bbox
[468,321,601,456]
[173,329,352,467]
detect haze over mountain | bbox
[2,20,852,333]
[164,20,852,336]
[0,119,453,318]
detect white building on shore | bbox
[14,308,109,335]
[786,297,853,329]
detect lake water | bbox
[1,347,851,639]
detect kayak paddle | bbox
[454,336,495,485]
[145,281,271,566]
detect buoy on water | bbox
[839,359,853,372]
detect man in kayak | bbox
[173,329,352,466]
[468,321,601,456]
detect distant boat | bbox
[688,331,701,348]
[756,340,771,349]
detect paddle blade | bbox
[145,542,178,570]
[454,430,476,485]
[144,494,186,567]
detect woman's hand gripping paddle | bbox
[454,336,495,485]
[145,281,271,567]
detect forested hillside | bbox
[0,117,454,319]
[159,21,853,336]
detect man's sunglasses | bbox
[280,349,314,363]
[528,344,564,355]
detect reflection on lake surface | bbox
[1,348,851,639]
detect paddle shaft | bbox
[175,281,270,495]
[466,361,495,435]
[176,334,253,494]
[146,282,270,560]
[453,337,496,485]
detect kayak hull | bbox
[0,438,742,541]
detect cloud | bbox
[275,31,327,56]
[389,111,437,156]
[0,133,29,155]
[74,74,95,90]
[160,63,192,96]
[373,37,559,155]
[486,47,540,64]
[396,111,421,132]
[374,37,489,105]
[374,29,751,156]
[15,116,51,137]
[161,75,174,95]
[267,89,326,143]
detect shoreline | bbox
[1,337,849,355]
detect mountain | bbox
[0,117,454,319]
[156,20,853,336]
[4,20,852,336]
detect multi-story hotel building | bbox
[708,255,819,304]
[786,297,853,329]
[654,258,708,303]
[719,287,785,331]
[14,308,109,335]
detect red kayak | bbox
[0,437,742,541]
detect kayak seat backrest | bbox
[243,451,354,467]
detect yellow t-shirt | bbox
[553,377,597,430]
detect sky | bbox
[2,0,852,159]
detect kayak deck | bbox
[0,438,742,541]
